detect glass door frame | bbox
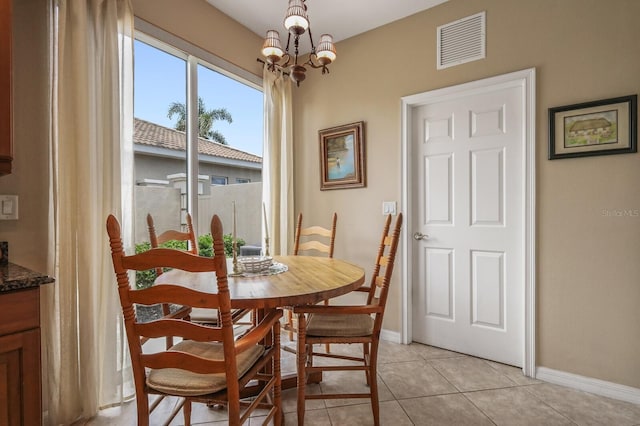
[134,18,262,234]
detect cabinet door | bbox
[0,0,11,175]
[0,329,41,426]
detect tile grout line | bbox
[424,357,467,394]
[376,370,417,425]
[519,384,581,426]
[458,391,498,426]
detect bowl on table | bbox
[238,256,273,273]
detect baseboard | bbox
[378,333,639,406]
[536,366,640,405]
[380,328,401,344]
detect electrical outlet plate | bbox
[0,195,18,220]
[382,201,396,215]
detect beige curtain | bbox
[44,0,134,424]
[262,66,294,255]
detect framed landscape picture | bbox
[319,121,366,190]
[548,95,637,159]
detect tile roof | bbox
[134,118,262,164]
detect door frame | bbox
[400,68,536,376]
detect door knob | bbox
[413,232,429,241]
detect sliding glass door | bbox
[133,25,263,252]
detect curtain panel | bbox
[44,0,134,423]
[262,66,293,256]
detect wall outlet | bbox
[382,201,396,215]
[0,195,18,220]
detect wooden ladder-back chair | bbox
[147,213,252,330]
[108,214,282,426]
[287,212,337,352]
[293,213,402,426]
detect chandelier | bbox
[259,0,337,86]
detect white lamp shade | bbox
[283,0,309,33]
[261,30,284,59]
[316,34,336,62]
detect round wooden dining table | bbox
[154,255,366,309]
[154,255,366,391]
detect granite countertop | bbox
[0,262,55,293]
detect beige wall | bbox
[293,0,640,388]
[0,0,49,273]
[133,0,263,77]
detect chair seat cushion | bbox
[147,341,265,396]
[306,313,374,337]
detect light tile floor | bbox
[82,335,640,426]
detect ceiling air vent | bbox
[437,11,486,70]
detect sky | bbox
[134,40,264,156]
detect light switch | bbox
[0,195,18,220]
[382,201,396,215]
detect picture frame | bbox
[548,94,637,160]
[319,121,366,190]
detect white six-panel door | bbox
[411,84,524,367]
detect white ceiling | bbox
[206,0,448,54]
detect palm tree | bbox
[167,97,233,144]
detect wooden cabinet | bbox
[0,0,11,175]
[0,288,42,425]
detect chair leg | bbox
[323,299,330,353]
[136,393,150,426]
[363,342,371,386]
[296,313,307,426]
[369,344,380,426]
[287,309,294,341]
[274,323,283,426]
[183,399,192,426]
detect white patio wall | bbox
[135,182,262,247]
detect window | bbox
[133,19,264,246]
[211,176,228,185]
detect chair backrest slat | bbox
[128,284,221,309]
[366,213,403,318]
[300,226,334,238]
[374,275,385,288]
[298,240,331,253]
[294,212,337,257]
[135,320,224,342]
[121,248,216,273]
